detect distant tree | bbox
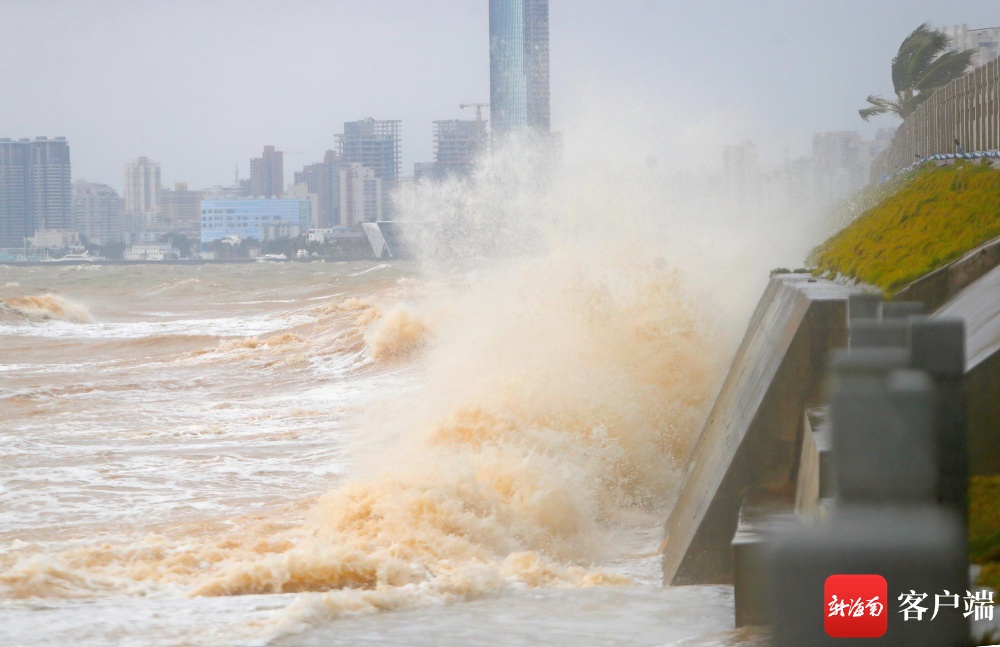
[82,236,125,260]
[859,23,977,122]
[162,232,193,258]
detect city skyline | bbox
[1,1,998,192]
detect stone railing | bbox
[758,294,971,645]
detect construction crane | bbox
[460,103,489,153]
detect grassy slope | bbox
[812,162,1000,589]
[809,162,1000,295]
[971,476,1000,590]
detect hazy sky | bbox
[1,1,996,192]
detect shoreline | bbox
[0,257,372,267]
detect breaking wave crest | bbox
[0,294,92,323]
[363,305,429,361]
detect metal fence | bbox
[870,56,1000,182]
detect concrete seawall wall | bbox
[668,263,1000,642]
[893,236,1000,312]
[661,275,854,585]
[937,262,1000,476]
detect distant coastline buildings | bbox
[337,119,400,217]
[249,145,284,198]
[72,181,123,245]
[199,198,311,244]
[489,0,550,139]
[0,136,72,248]
[294,149,344,228]
[945,24,1000,68]
[159,182,202,237]
[123,156,161,235]
[721,127,897,213]
[291,118,401,226]
[339,163,383,226]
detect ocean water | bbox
[0,129,812,645]
[0,259,764,646]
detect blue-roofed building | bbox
[200,199,311,244]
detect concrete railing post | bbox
[763,294,969,645]
[910,317,968,517]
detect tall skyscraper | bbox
[124,157,161,233]
[0,139,29,247]
[489,0,550,139]
[338,119,400,218]
[0,137,72,247]
[249,145,284,198]
[338,119,400,187]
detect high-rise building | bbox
[159,182,202,236]
[27,137,73,234]
[294,150,345,227]
[338,120,401,184]
[124,157,161,233]
[435,119,485,177]
[945,24,1000,68]
[0,137,72,247]
[72,181,124,245]
[249,145,284,198]
[489,0,550,139]
[337,119,400,215]
[0,139,29,247]
[339,163,383,227]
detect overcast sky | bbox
[1,1,996,192]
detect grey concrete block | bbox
[880,301,925,319]
[829,348,912,374]
[910,318,965,378]
[828,348,911,399]
[909,318,967,515]
[732,501,797,627]
[849,292,883,323]
[815,427,836,499]
[768,506,969,646]
[850,319,910,349]
[831,371,938,503]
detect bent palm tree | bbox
[859,23,977,121]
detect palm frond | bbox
[913,48,976,92]
[892,23,951,94]
[859,95,899,122]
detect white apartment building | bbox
[339,163,383,227]
[946,24,1000,68]
[73,181,123,245]
[124,156,161,233]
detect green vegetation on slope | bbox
[809,162,1000,294]
[970,476,1000,590]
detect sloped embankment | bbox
[809,162,1000,295]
